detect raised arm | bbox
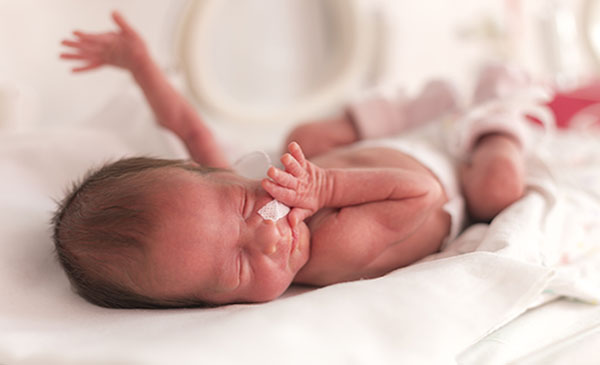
[60,11,229,168]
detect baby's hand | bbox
[60,11,147,72]
[262,142,330,227]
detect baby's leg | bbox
[283,114,359,159]
[453,64,553,221]
[460,133,525,222]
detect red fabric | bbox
[545,80,600,128]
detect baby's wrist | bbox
[127,55,157,83]
[317,168,334,209]
[128,47,153,76]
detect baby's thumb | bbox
[112,11,134,34]
[288,208,311,228]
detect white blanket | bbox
[1,95,599,364]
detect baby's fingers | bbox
[61,39,102,54]
[288,207,312,228]
[71,61,103,73]
[73,31,100,42]
[59,53,87,60]
[61,39,85,50]
[261,179,296,204]
[288,142,307,168]
[267,166,297,189]
[281,153,304,177]
[73,31,115,45]
[112,11,136,35]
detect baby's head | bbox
[52,157,310,308]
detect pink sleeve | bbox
[447,109,531,160]
[345,92,407,140]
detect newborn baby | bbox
[54,12,548,308]
[54,143,450,308]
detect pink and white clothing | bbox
[344,64,556,244]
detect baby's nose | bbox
[253,221,281,255]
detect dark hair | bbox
[52,157,220,309]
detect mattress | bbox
[1,89,600,364]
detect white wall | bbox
[381,0,598,96]
[0,0,597,132]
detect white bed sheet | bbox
[460,298,600,364]
[1,92,600,364]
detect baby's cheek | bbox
[250,266,293,302]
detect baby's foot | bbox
[460,133,525,222]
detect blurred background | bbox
[2,0,600,147]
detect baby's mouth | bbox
[280,222,295,251]
[289,229,299,254]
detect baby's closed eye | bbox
[240,189,249,218]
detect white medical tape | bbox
[258,199,290,221]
